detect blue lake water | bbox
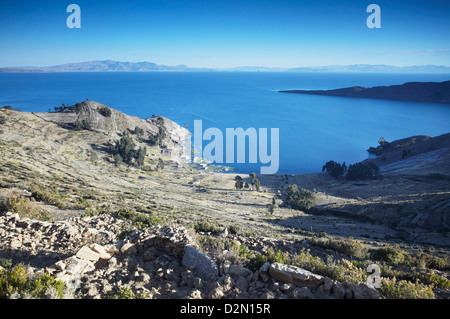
[1,72,449,174]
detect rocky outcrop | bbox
[35,100,190,152]
[0,212,383,299]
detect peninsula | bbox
[280,80,450,104]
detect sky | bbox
[1,0,450,68]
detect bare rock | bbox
[181,245,219,280]
[268,262,324,289]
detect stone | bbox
[89,243,111,259]
[76,245,100,262]
[120,242,137,255]
[55,260,66,271]
[229,264,252,277]
[181,245,218,280]
[332,281,346,299]
[64,256,95,275]
[261,290,276,299]
[268,262,324,289]
[292,287,314,299]
[235,276,248,291]
[259,263,270,282]
[322,277,334,294]
[344,282,383,299]
[208,287,224,299]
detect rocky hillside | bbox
[0,104,449,300]
[0,211,382,299]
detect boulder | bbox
[229,265,252,277]
[181,245,218,280]
[268,262,324,289]
[76,245,100,263]
[344,282,383,299]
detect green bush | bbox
[0,115,6,125]
[380,277,435,299]
[283,184,316,211]
[0,264,66,299]
[370,245,408,265]
[309,237,368,259]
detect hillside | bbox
[0,104,449,299]
[280,80,450,104]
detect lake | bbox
[1,72,449,174]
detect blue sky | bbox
[1,0,449,68]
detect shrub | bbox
[283,184,316,211]
[309,237,368,259]
[116,208,161,229]
[0,192,50,221]
[0,264,66,299]
[380,277,435,299]
[98,106,112,117]
[194,220,219,234]
[73,119,92,131]
[29,184,65,209]
[370,245,408,265]
[0,115,6,125]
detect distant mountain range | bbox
[1,60,450,73]
[280,80,450,104]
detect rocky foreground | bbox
[0,211,382,299]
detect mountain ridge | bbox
[1,60,450,73]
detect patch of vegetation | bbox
[322,160,347,178]
[370,244,408,265]
[147,127,166,148]
[309,236,368,259]
[346,161,379,180]
[110,131,147,168]
[0,192,50,221]
[0,115,6,125]
[283,184,316,211]
[194,220,219,234]
[116,207,161,230]
[0,264,66,299]
[98,106,112,117]
[73,119,93,131]
[380,277,435,299]
[28,183,66,209]
[102,286,148,299]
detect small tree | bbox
[322,160,346,178]
[156,158,165,171]
[249,172,257,186]
[113,153,123,167]
[254,178,261,192]
[234,176,243,190]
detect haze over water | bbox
[1,72,449,174]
